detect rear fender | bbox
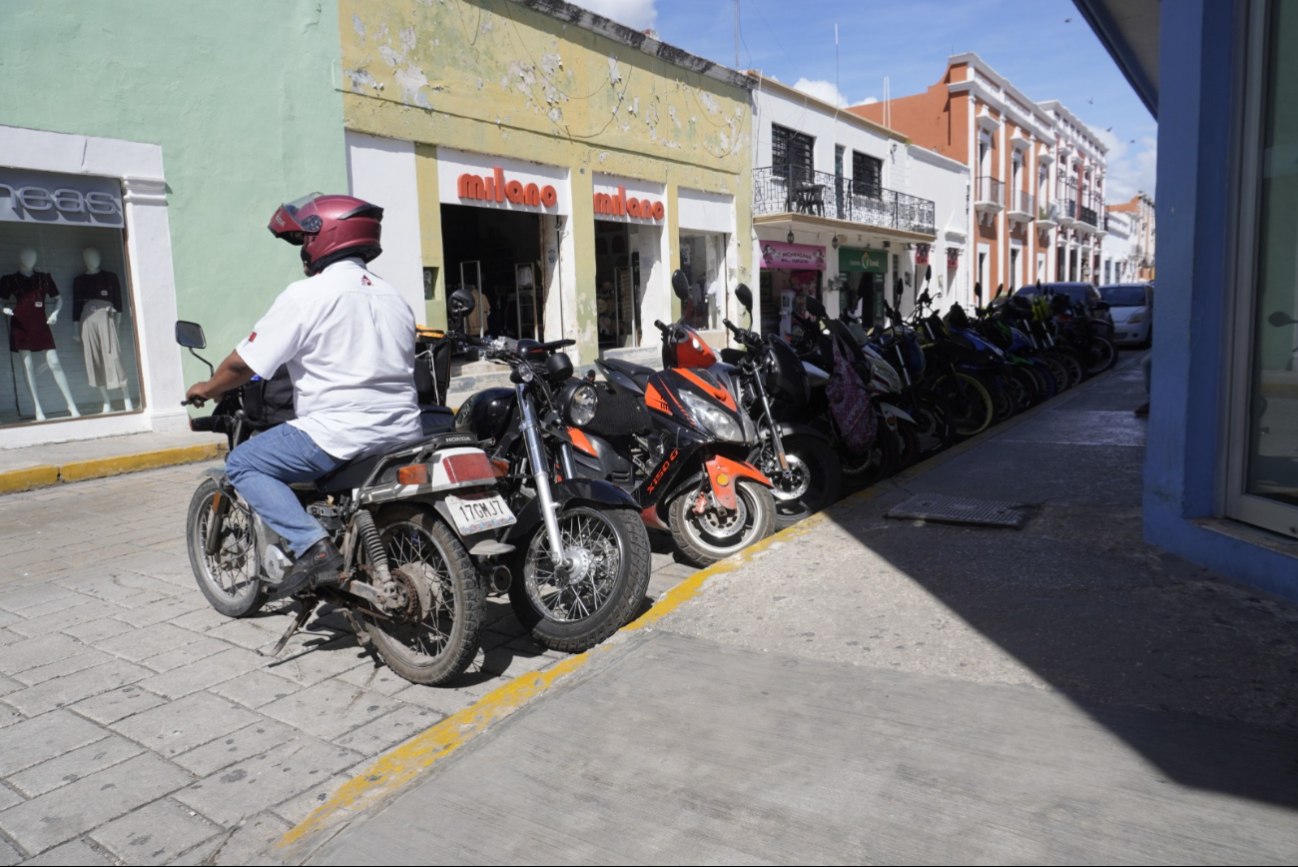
[877,403,916,425]
[704,455,772,510]
[503,478,638,544]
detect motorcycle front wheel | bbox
[360,506,485,686]
[186,478,264,618]
[755,434,843,529]
[670,478,776,566]
[510,505,651,653]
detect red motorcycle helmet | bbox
[268,193,384,275]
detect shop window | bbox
[679,232,727,332]
[0,170,141,426]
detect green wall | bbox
[0,1,348,382]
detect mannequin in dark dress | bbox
[1,248,79,421]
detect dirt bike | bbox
[175,320,509,686]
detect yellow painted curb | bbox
[275,359,1132,861]
[58,444,226,483]
[0,465,60,494]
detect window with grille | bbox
[773,125,815,182]
[852,151,882,197]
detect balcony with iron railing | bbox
[1058,197,1078,226]
[1036,201,1060,230]
[974,176,1003,223]
[1079,205,1099,228]
[1007,189,1035,224]
[753,166,936,236]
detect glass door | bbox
[1230,0,1298,537]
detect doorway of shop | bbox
[440,204,543,341]
[594,220,641,349]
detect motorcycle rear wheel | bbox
[670,479,776,566]
[510,505,651,653]
[361,506,485,686]
[936,372,994,437]
[1086,337,1117,375]
[186,478,264,618]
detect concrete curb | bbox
[271,357,1141,864]
[0,443,227,495]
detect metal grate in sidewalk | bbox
[886,493,1031,529]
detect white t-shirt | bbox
[237,258,423,460]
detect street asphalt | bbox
[293,351,1298,866]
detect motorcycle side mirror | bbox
[805,297,828,318]
[974,282,983,302]
[1268,310,1298,327]
[671,269,691,301]
[735,283,753,314]
[175,321,206,350]
[995,283,1004,299]
[893,277,904,303]
[925,264,932,283]
[449,288,476,318]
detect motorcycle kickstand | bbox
[260,601,317,658]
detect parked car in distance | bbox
[1098,282,1154,347]
[1014,281,1115,339]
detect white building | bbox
[749,75,969,339]
[1100,209,1137,285]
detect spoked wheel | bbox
[1053,351,1086,388]
[1041,355,1071,393]
[186,478,264,618]
[937,372,994,437]
[670,479,776,567]
[1086,337,1117,375]
[361,506,484,685]
[755,434,843,529]
[988,376,1019,422]
[510,506,651,653]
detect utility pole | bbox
[734,0,740,68]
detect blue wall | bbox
[1143,0,1298,598]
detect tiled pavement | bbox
[0,462,695,865]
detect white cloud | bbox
[1093,127,1157,202]
[792,78,851,108]
[579,0,657,31]
[858,97,879,106]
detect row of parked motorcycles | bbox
[174,267,1117,688]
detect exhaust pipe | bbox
[489,565,512,595]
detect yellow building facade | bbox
[338,0,756,367]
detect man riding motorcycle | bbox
[184,193,422,600]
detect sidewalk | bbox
[281,352,1298,865]
[0,429,226,494]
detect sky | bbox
[579,0,1158,203]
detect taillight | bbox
[442,452,494,484]
[491,459,509,478]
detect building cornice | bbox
[948,80,1054,143]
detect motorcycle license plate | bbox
[446,492,515,535]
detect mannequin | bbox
[72,247,132,413]
[1,249,79,421]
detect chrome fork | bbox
[516,382,571,572]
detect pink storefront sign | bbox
[759,240,827,270]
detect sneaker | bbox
[270,538,343,600]
[1134,402,1150,416]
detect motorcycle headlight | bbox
[679,389,744,443]
[562,381,599,427]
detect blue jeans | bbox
[225,423,344,557]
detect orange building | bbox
[851,53,1109,299]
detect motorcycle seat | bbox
[600,358,657,391]
[315,453,386,494]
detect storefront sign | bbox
[457,167,558,209]
[915,243,931,266]
[761,241,826,271]
[592,174,667,224]
[592,187,664,220]
[0,169,124,228]
[437,147,571,214]
[837,247,887,274]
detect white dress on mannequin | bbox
[72,248,133,413]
